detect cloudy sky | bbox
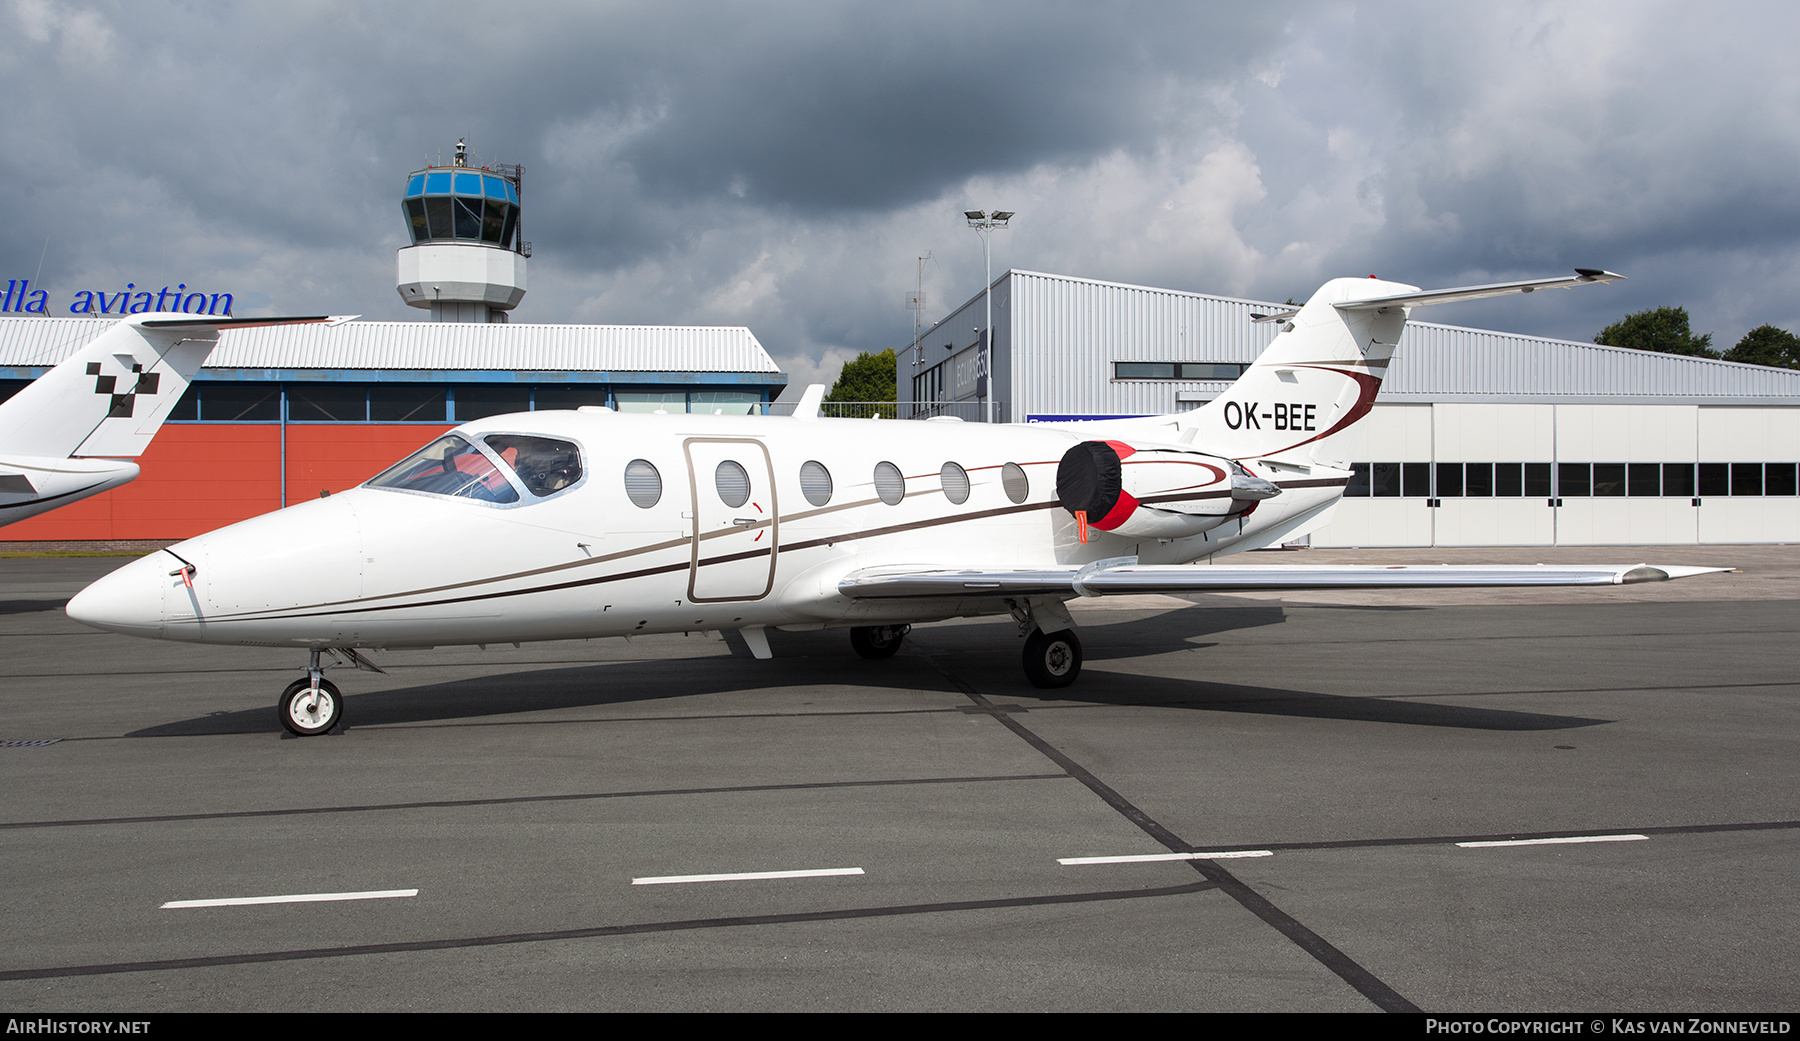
[5,1,1797,386]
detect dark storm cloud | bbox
[4,1,1799,378]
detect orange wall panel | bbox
[2,424,449,543]
[285,425,449,503]
[4,425,281,541]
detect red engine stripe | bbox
[1092,489,1141,530]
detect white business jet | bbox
[0,313,352,527]
[67,271,1725,736]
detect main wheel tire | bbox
[850,625,908,660]
[279,677,342,736]
[1022,628,1082,689]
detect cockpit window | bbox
[367,435,520,504]
[483,435,583,497]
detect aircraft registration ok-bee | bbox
[68,271,1725,735]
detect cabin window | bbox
[873,461,905,505]
[624,459,662,508]
[940,462,970,505]
[715,460,751,508]
[484,435,582,497]
[367,434,520,504]
[799,461,832,506]
[1001,462,1028,504]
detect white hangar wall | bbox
[900,269,1800,546]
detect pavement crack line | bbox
[921,653,1421,1015]
[0,881,1212,983]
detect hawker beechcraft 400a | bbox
[69,271,1725,735]
[0,313,353,528]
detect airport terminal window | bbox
[1769,464,1799,496]
[873,461,905,505]
[536,385,611,411]
[799,461,832,506]
[691,391,761,415]
[1113,362,1250,380]
[453,386,530,420]
[624,459,662,508]
[289,384,369,422]
[1592,463,1626,497]
[1665,464,1695,497]
[198,383,279,422]
[371,385,448,422]
[940,461,970,505]
[367,434,519,504]
[484,434,582,497]
[614,391,687,414]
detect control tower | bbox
[396,140,528,322]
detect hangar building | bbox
[898,269,1800,546]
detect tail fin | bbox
[1175,270,1623,464]
[0,313,351,459]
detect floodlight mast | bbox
[965,209,1012,423]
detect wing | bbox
[837,560,1730,599]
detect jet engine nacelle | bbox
[1055,439,1279,539]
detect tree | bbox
[1593,306,1718,358]
[1722,325,1800,369]
[824,347,896,417]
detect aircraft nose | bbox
[66,552,171,637]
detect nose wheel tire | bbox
[279,678,342,736]
[850,625,909,660]
[1023,628,1082,689]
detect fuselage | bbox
[65,408,1346,649]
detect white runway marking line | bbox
[161,889,419,909]
[1458,834,1648,848]
[1059,850,1273,865]
[631,867,865,886]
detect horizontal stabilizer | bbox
[838,561,1729,599]
[0,313,355,461]
[1335,269,1624,313]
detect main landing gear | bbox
[850,624,910,659]
[1022,627,1083,689]
[277,647,383,736]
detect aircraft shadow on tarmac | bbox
[127,604,1611,737]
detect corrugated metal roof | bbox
[910,270,1800,416]
[0,317,781,374]
[1383,320,1800,401]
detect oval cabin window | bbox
[800,460,833,506]
[715,460,751,508]
[1002,462,1028,504]
[624,459,662,508]
[874,461,905,505]
[940,462,970,505]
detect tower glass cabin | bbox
[401,169,520,250]
[395,141,528,323]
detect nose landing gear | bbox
[277,647,382,736]
[280,676,341,736]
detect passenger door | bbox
[684,438,778,602]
